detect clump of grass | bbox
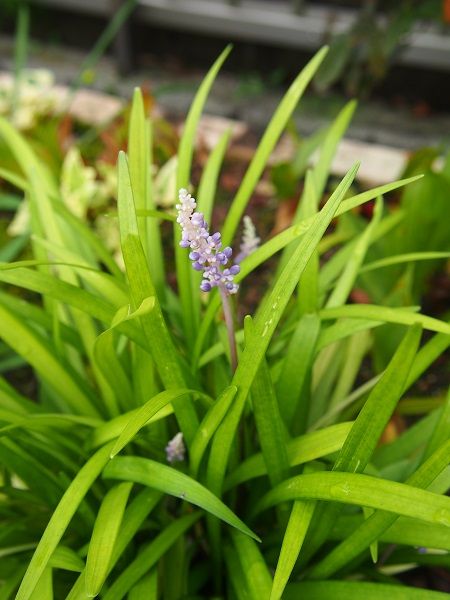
[0,46,449,600]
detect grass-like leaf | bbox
[310,437,450,578]
[102,513,201,600]
[320,304,450,335]
[85,482,133,597]
[110,388,205,457]
[103,456,260,541]
[254,470,450,526]
[230,529,272,599]
[189,385,237,478]
[0,303,99,417]
[175,46,232,341]
[117,151,199,443]
[303,324,422,563]
[222,46,329,246]
[197,129,231,225]
[129,88,165,293]
[225,422,352,490]
[207,163,359,500]
[249,320,290,487]
[284,581,450,599]
[276,313,320,431]
[271,492,316,599]
[16,443,114,600]
[192,175,421,364]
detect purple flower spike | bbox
[177,188,239,295]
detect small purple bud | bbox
[200,281,212,292]
[223,247,232,258]
[191,213,204,225]
[165,432,185,463]
[189,251,200,260]
[179,240,190,248]
[193,262,203,271]
[229,265,240,275]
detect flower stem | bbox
[219,288,238,373]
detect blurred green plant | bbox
[271,102,450,370]
[315,0,445,96]
[0,47,449,600]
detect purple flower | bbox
[177,189,239,294]
[165,432,185,463]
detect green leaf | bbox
[0,374,40,415]
[189,385,237,478]
[276,313,320,431]
[277,101,356,276]
[129,88,150,251]
[310,438,450,579]
[319,304,450,335]
[110,389,203,457]
[222,46,329,246]
[316,316,384,352]
[336,323,422,472]
[424,386,450,459]
[92,296,156,416]
[28,567,52,600]
[284,581,450,600]
[197,129,231,225]
[31,237,128,307]
[230,530,272,600]
[224,543,253,600]
[360,251,450,273]
[103,456,260,541]
[129,88,164,293]
[117,151,199,443]
[128,570,157,600]
[330,514,450,551]
[65,488,162,600]
[52,200,123,279]
[250,318,289,487]
[0,303,99,417]
[90,405,173,449]
[102,513,201,600]
[406,328,450,391]
[0,116,56,195]
[0,438,63,506]
[270,499,316,600]
[85,482,133,597]
[16,443,114,600]
[175,46,232,342]
[207,163,359,499]
[225,422,352,490]
[304,324,422,563]
[314,34,352,90]
[192,176,421,365]
[254,470,450,527]
[297,171,319,314]
[0,234,29,263]
[48,546,85,573]
[326,196,383,307]
[0,166,28,191]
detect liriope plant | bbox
[0,46,449,600]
